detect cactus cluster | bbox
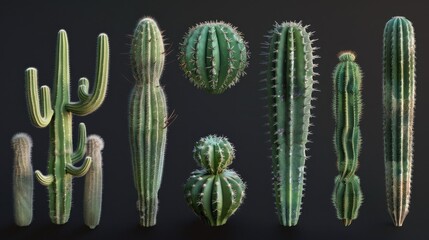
[263,22,317,226]
[184,135,246,226]
[331,51,363,226]
[383,16,416,227]
[179,21,249,94]
[129,17,169,227]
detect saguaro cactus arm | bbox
[34,170,54,186]
[66,33,109,116]
[66,157,92,177]
[72,123,88,164]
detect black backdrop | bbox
[0,0,427,239]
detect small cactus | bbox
[12,133,33,227]
[184,135,246,226]
[179,21,249,94]
[83,135,104,229]
[331,51,363,226]
[383,16,416,227]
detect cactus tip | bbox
[338,51,356,62]
[12,133,33,146]
[87,134,104,150]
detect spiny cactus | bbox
[129,17,169,227]
[331,51,363,226]
[179,21,249,94]
[84,135,104,229]
[184,135,246,226]
[263,21,318,226]
[383,16,416,227]
[12,133,33,227]
[25,29,109,224]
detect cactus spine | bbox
[263,22,317,226]
[129,17,168,227]
[332,51,363,226]
[12,133,34,227]
[184,135,246,226]
[25,30,109,224]
[179,21,249,94]
[83,135,104,229]
[383,16,416,227]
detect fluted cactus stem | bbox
[12,133,34,227]
[383,16,416,227]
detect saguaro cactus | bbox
[12,133,34,227]
[84,135,104,229]
[179,21,249,94]
[263,22,317,226]
[129,17,168,227]
[184,135,246,226]
[25,29,109,224]
[383,16,416,227]
[331,51,363,226]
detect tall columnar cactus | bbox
[25,29,109,224]
[84,135,104,229]
[12,133,34,227]
[331,51,363,226]
[178,21,249,94]
[263,22,317,226]
[184,135,246,226]
[129,17,168,227]
[383,16,416,227]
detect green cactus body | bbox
[383,16,416,227]
[264,22,317,226]
[25,30,109,224]
[84,135,104,229]
[129,17,168,227]
[12,133,34,227]
[179,21,249,94]
[184,135,246,226]
[332,51,363,226]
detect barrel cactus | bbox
[263,21,317,226]
[184,135,246,226]
[383,16,416,227]
[179,21,249,94]
[331,51,363,226]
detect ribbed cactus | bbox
[331,51,363,226]
[184,135,246,226]
[263,22,317,226]
[25,29,109,224]
[83,135,104,229]
[12,133,33,227]
[179,21,249,94]
[383,16,416,227]
[129,17,168,227]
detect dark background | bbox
[0,0,427,239]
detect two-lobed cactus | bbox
[129,17,169,227]
[184,135,246,226]
[383,16,416,227]
[331,51,363,226]
[25,29,109,224]
[263,22,317,226]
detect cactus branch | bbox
[35,170,54,186]
[71,123,87,164]
[66,157,92,177]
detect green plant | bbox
[178,21,249,94]
[129,17,169,227]
[383,16,416,227]
[25,29,109,224]
[263,22,317,226]
[331,51,363,226]
[184,135,246,226]
[12,133,33,227]
[84,135,104,229]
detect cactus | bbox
[83,135,104,229]
[263,22,317,226]
[184,135,246,226]
[331,51,363,226]
[129,17,169,227]
[25,29,109,224]
[179,21,249,94]
[12,133,34,227]
[383,16,416,227]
